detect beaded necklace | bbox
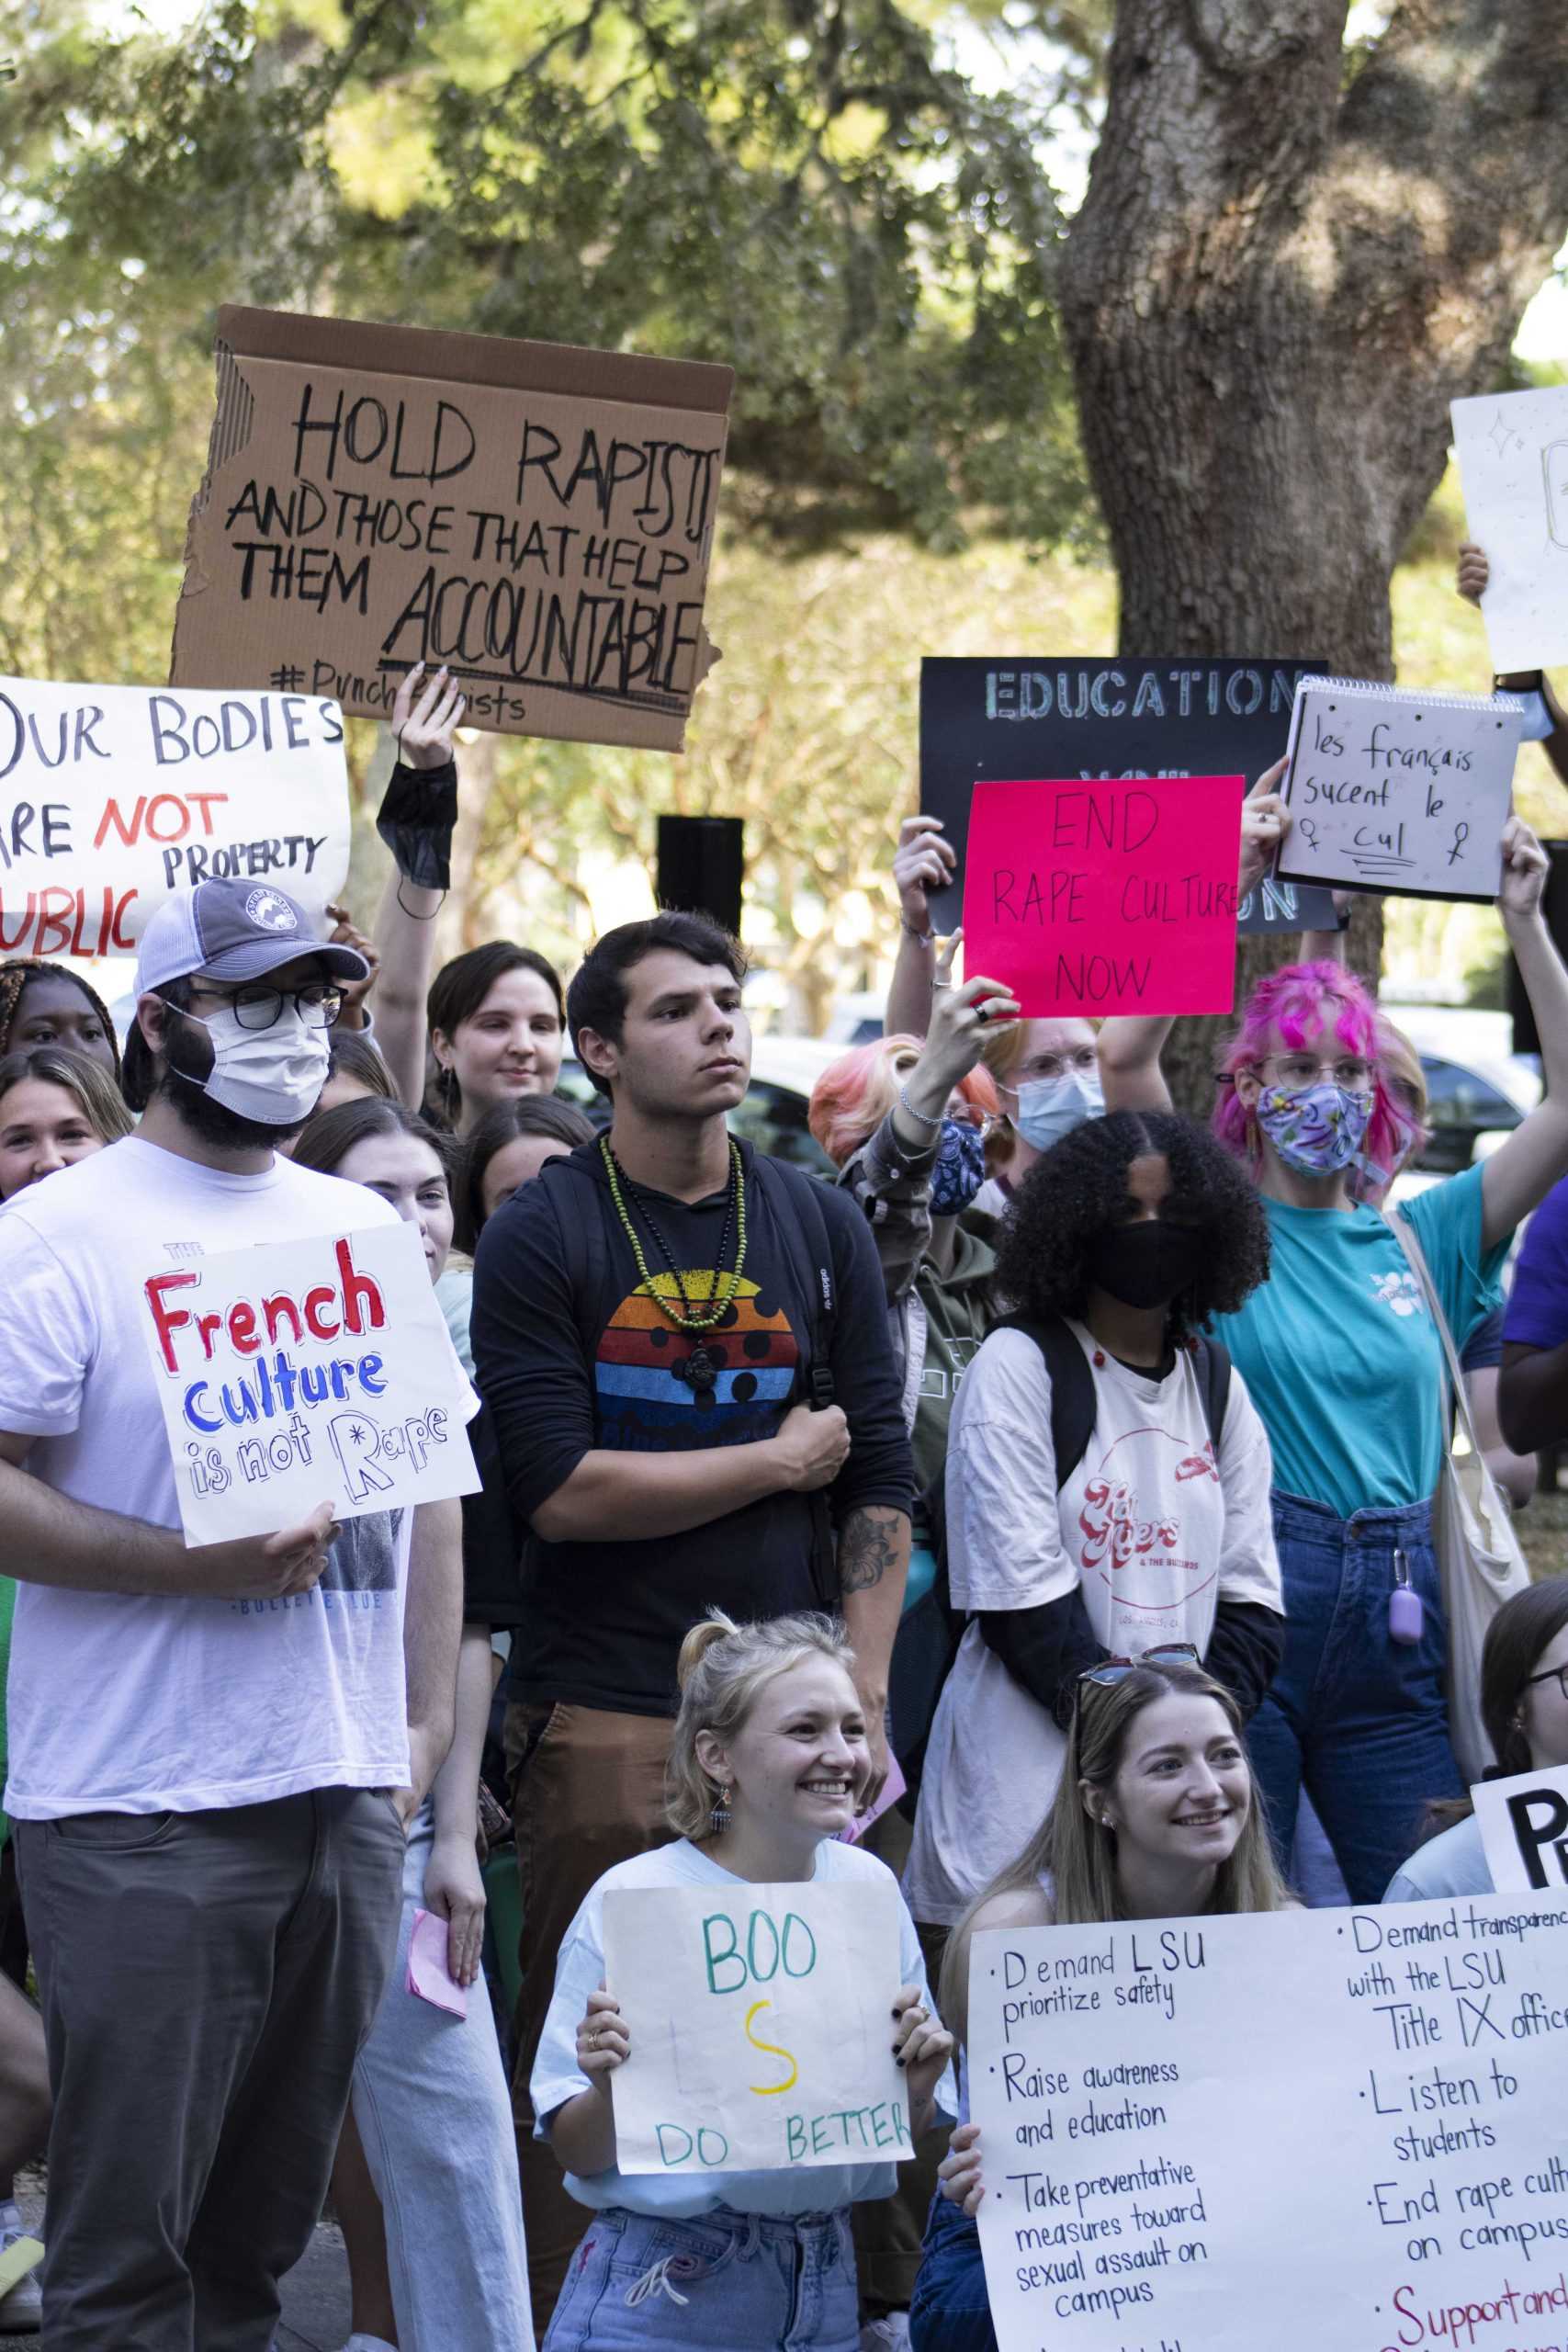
[600,1136,750,1395]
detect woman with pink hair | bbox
[1206,817,1568,1900]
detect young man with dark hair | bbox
[471,911,914,2333]
[0,877,467,2352]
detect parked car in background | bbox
[557,1035,841,1175]
[1382,1005,1541,1181]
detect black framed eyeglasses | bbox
[1077,1643,1200,1692]
[1522,1662,1568,1703]
[185,981,342,1033]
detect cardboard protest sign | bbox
[171,306,733,753]
[1277,677,1520,903]
[1451,387,1568,673]
[137,1220,478,1545]
[0,676,348,957]
[969,1891,1568,2352]
[919,656,1337,934]
[603,1880,912,2175]
[1473,1762,1568,1894]
[961,775,1243,1018]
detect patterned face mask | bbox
[930,1117,987,1216]
[1254,1080,1372,1175]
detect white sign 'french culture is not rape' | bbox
[137,1220,478,1546]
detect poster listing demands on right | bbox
[171,306,734,753]
[968,1893,1568,2352]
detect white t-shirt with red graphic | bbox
[903,1321,1280,1926]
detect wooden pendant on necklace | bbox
[675,1343,721,1396]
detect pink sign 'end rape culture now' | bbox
[960,774,1246,1018]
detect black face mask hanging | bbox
[1086,1220,1209,1310]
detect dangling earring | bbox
[709,1783,732,1836]
[437,1062,458,1123]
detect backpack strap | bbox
[753,1157,837,1407]
[1190,1333,1233,1453]
[992,1313,1099,1486]
[752,1156,841,1609]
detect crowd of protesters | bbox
[0,556,1564,2352]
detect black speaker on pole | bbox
[1507,838,1568,1057]
[656,815,745,940]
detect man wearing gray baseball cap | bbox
[0,878,464,2351]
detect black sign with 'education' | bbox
[919,656,1338,936]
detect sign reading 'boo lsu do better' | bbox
[603,1880,914,2175]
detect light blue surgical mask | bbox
[1012,1067,1105,1153]
[1508,688,1555,743]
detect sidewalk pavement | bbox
[0,2189,354,2350]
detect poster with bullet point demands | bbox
[137,1219,479,1545]
[0,675,349,960]
[603,1880,914,2174]
[960,775,1245,1018]
[967,1893,1568,2352]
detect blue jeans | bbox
[351,1800,534,2350]
[909,2189,995,2352]
[1249,1490,1461,1904]
[544,2206,858,2351]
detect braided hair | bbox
[0,959,122,1081]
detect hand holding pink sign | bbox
[960,774,1245,1017]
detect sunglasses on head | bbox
[1077,1643,1200,1692]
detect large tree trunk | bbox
[1059,0,1568,1111]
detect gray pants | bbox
[17,1784,405,2352]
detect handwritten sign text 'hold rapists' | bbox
[171,307,734,752]
[0,677,348,956]
[967,1894,1568,2352]
[137,1221,478,1545]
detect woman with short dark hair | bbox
[903,1111,1285,1939]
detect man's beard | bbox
[158,1017,313,1150]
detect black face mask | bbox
[1086,1220,1208,1310]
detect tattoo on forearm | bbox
[837,1506,904,1594]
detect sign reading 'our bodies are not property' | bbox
[603,1881,913,2176]
[0,676,349,958]
[138,1221,478,1546]
[967,1894,1568,2352]
[171,306,734,752]
[961,775,1244,1018]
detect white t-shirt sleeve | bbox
[946,1328,1074,1612]
[0,1211,95,1440]
[530,1883,604,2139]
[1213,1366,1283,1615]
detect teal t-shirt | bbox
[1209,1165,1508,1518]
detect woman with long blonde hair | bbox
[909,1650,1290,2352]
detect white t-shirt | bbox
[1383,1814,1493,1904]
[532,1836,953,2221]
[0,1136,450,1818]
[904,1323,1281,1926]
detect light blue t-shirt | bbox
[1383,1813,1492,1903]
[1209,1165,1507,1518]
[532,1835,953,2221]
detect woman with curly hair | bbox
[902,1111,1284,1937]
[1206,816,1568,1902]
[0,959,120,1084]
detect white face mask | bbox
[178,1002,331,1125]
[1011,1067,1105,1152]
